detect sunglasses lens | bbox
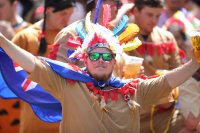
[102,53,113,61]
[117,1,122,8]
[89,53,100,61]
[115,0,122,8]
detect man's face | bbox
[102,0,122,21]
[165,0,186,11]
[46,7,74,30]
[134,6,163,35]
[0,0,16,22]
[84,47,116,82]
[168,26,184,48]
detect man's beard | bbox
[88,70,112,82]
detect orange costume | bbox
[11,21,60,133]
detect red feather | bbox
[102,4,111,28]
[88,34,108,47]
[66,36,82,48]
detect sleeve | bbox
[168,33,182,70]
[136,75,174,106]
[11,31,27,49]
[27,57,67,100]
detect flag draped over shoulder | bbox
[0,49,125,122]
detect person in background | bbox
[126,0,186,132]
[11,0,75,132]
[0,0,31,33]
[68,1,86,25]
[183,0,200,20]
[183,0,199,18]
[158,0,200,29]
[0,8,199,131]
[48,0,123,66]
[163,17,192,62]
[166,18,200,133]
[31,6,44,23]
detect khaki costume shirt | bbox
[27,58,174,133]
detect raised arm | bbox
[166,50,199,89]
[0,33,35,73]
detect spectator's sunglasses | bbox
[88,53,116,61]
[107,0,122,9]
[115,0,122,9]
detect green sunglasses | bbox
[88,53,116,61]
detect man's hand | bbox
[136,66,144,78]
[0,34,36,74]
[0,21,15,41]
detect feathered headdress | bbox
[162,15,187,40]
[67,0,141,60]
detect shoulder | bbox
[12,25,40,43]
[153,26,175,41]
[54,20,84,44]
[154,26,174,37]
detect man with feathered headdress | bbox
[0,0,199,132]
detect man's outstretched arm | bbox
[165,51,199,89]
[0,33,35,73]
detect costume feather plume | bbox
[94,0,103,24]
[118,24,139,43]
[121,37,142,51]
[66,37,82,48]
[112,15,129,36]
[85,12,93,33]
[101,4,111,28]
[75,22,86,40]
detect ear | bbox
[13,1,18,10]
[84,55,88,67]
[133,7,139,17]
[113,58,116,66]
[46,7,54,14]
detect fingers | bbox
[138,66,144,75]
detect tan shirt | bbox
[27,57,174,133]
[127,26,181,76]
[127,26,181,115]
[12,24,59,57]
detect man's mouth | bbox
[95,66,106,68]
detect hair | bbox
[38,0,75,55]
[134,0,164,11]
[84,0,95,12]
[85,0,123,13]
[167,24,187,40]
[192,0,200,6]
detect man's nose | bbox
[98,56,104,63]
